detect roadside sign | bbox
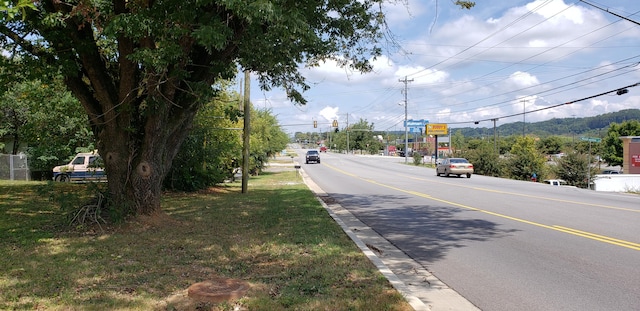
[580,137,601,143]
[426,123,448,135]
[404,119,428,128]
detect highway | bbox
[297,150,640,311]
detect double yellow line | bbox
[323,163,640,251]
[553,226,640,250]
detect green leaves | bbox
[1,0,38,21]
[455,1,476,10]
[507,136,546,181]
[0,76,93,171]
[192,23,232,53]
[602,120,640,167]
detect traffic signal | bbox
[313,120,317,128]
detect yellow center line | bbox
[405,175,640,213]
[552,226,640,250]
[323,163,640,251]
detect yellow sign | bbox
[426,123,448,135]
[332,120,338,127]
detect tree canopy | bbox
[0,0,394,216]
[0,76,94,172]
[601,120,640,167]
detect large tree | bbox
[1,0,473,216]
[601,120,640,167]
[0,1,386,216]
[506,136,546,181]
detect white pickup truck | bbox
[52,151,106,182]
[544,179,568,186]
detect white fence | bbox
[0,153,30,181]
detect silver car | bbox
[436,158,474,178]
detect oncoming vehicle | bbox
[436,158,474,178]
[52,151,106,182]
[305,150,320,164]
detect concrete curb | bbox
[298,167,480,311]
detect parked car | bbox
[600,170,621,174]
[52,151,106,182]
[544,179,568,186]
[305,150,321,164]
[436,158,474,178]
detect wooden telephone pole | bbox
[242,70,250,194]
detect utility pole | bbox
[492,118,499,154]
[346,113,350,153]
[521,99,528,137]
[399,76,414,163]
[242,70,250,194]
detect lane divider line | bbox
[404,175,639,213]
[323,163,640,251]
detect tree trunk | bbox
[97,102,197,216]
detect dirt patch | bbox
[187,277,251,303]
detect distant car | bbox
[52,151,106,182]
[320,146,327,152]
[601,170,621,174]
[305,150,321,164]
[436,158,474,178]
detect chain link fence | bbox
[0,153,30,181]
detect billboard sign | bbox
[426,123,448,135]
[404,119,428,128]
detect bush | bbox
[412,152,423,165]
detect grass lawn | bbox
[0,165,412,310]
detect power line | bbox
[429,58,640,118]
[580,0,640,26]
[409,6,640,116]
[449,82,640,125]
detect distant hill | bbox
[451,109,640,138]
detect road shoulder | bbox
[299,167,480,311]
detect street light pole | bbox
[399,76,413,163]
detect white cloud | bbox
[526,0,585,24]
[319,106,340,122]
[249,0,640,132]
[506,71,540,88]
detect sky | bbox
[245,0,640,135]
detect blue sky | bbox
[246,0,640,135]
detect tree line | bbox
[0,75,289,191]
[294,116,640,188]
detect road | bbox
[297,150,640,311]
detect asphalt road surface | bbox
[298,150,640,311]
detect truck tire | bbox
[55,174,70,182]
